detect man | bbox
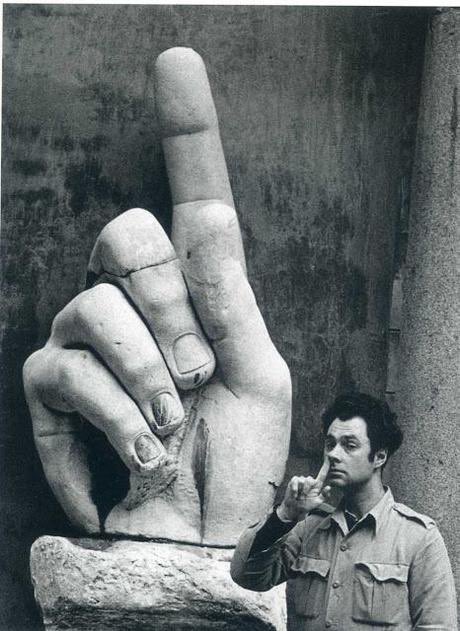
[231,393,457,630]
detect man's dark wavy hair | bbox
[321,392,403,462]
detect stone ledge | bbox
[30,536,286,630]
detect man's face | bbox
[324,416,378,488]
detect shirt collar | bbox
[322,487,395,535]
[366,487,394,533]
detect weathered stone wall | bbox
[391,7,460,609]
[1,6,427,629]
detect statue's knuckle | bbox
[51,308,65,333]
[56,357,77,391]
[91,209,174,276]
[58,349,97,390]
[58,351,89,388]
[89,281,121,301]
[51,296,78,335]
[97,209,149,247]
[72,284,119,326]
[71,292,96,327]
[199,203,236,234]
[86,282,122,307]
[143,278,188,312]
[104,208,151,239]
[23,349,45,386]
[51,303,74,338]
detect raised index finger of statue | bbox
[102,47,292,548]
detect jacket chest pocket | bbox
[352,562,409,626]
[291,556,330,619]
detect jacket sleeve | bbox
[230,510,307,592]
[409,525,458,630]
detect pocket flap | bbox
[356,562,409,583]
[292,556,330,578]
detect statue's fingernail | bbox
[135,433,161,463]
[152,393,183,427]
[173,333,211,374]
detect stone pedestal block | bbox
[30,536,286,630]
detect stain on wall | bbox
[1,6,427,629]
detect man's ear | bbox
[373,448,388,470]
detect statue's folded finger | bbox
[24,347,167,477]
[24,355,100,532]
[51,282,184,437]
[88,208,216,391]
[30,411,100,533]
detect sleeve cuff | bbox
[250,505,296,554]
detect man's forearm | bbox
[250,506,296,554]
[230,507,303,591]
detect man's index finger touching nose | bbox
[316,459,330,486]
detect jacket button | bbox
[332,581,340,588]
[340,544,348,551]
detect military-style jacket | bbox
[231,488,457,630]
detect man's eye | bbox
[344,442,358,450]
[324,441,334,451]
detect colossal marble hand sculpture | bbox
[23,48,291,547]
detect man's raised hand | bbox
[277,460,331,522]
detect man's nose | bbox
[327,445,341,461]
